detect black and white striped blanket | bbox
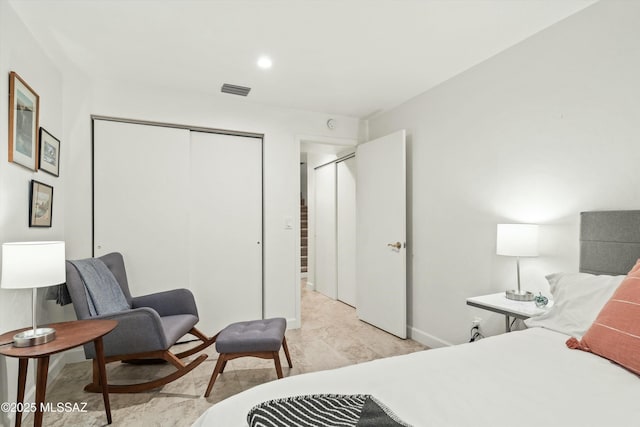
[247,394,412,427]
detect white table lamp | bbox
[1,241,66,347]
[497,224,538,301]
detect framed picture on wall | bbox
[29,180,53,227]
[38,128,60,176]
[8,72,40,171]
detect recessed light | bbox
[257,56,272,69]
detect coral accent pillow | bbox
[566,259,640,375]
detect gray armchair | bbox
[65,252,216,393]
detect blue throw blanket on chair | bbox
[68,258,130,316]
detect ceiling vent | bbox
[221,83,251,96]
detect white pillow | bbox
[524,272,624,338]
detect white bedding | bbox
[193,328,640,427]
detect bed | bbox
[193,211,640,427]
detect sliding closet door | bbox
[189,131,263,331]
[94,120,263,332]
[336,157,356,306]
[94,120,191,296]
[314,163,337,299]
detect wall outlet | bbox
[472,317,481,328]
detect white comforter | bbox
[193,328,640,427]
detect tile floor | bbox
[22,283,426,426]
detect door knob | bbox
[387,242,402,249]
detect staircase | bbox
[301,199,308,273]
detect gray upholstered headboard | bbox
[580,210,640,275]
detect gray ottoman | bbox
[204,318,292,397]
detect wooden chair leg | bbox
[219,360,228,373]
[282,336,293,368]
[174,328,218,359]
[205,355,226,398]
[273,351,283,379]
[85,352,207,394]
[163,351,187,369]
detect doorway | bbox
[313,155,357,306]
[299,138,356,306]
[298,130,407,339]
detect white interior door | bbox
[94,120,191,296]
[356,130,406,338]
[337,157,357,306]
[314,163,337,299]
[188,131,263,331]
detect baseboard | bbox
[407,325,453,348]
[47,353,68,385]
[64,347,86,364]
[286,317,301,329]
[305,280,315,291]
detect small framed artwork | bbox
[29,180,53,227]
[39,128,60,176]
[8,72,40,171]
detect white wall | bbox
[369,0,640,346]
[0,2,66,425]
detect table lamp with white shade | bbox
[1,241,66,347]
[497,224,538,301]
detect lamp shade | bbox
[496,224,538,257]
[1,241,66,289]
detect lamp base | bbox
[13,327,56,347]
[505,290,535,302]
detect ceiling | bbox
[9,0,596,119]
